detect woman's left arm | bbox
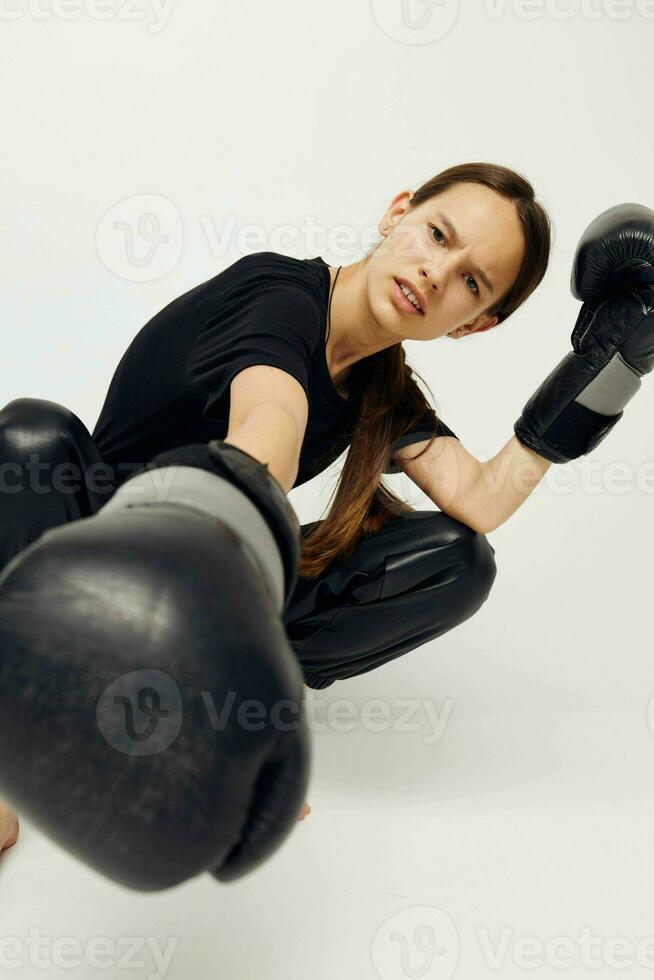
[394,434,551,534]
[398,202,654,534]
[396,228,654,533]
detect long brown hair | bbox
[298,162,552,579]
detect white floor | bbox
[1,473,652,980]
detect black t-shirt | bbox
[92,251,459,489]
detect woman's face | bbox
[367,181,526,342]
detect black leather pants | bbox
[0,398,497,690]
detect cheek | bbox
[439,285,467,314]
[372,269,389,301]
[434,288,479,330]
[368,274,392,320]
[388,226,423,259]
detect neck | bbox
[326,260,400,379]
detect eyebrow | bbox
[435,211,495,294]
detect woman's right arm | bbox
[0,372,308,859]
[224,365,308,494]
[226,365,311,820]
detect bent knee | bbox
[404,510,497,607]
[464,527,497,609]
[0,398,86,458]
[433,512,497,602]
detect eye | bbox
[429,223,446,245]
[430,224,480,296]
[464,274,480,296]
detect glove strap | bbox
[100,443,299,613]
[515,322,642,464]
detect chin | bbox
[367,296,403,340]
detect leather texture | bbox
[0,398,308,891]
[571,202,654,301]
[0,398,499,695]
[515,202,654,463]
[0,398,499,886]
[285,511,497,690]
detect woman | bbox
[0,162,551,844]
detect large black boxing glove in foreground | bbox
[515,203,654,462]
[0,440,310,891]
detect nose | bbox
[420,250,457,293]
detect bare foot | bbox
[0,801,19,852]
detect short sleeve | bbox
[383,407,459,474]
[188,283,324,419]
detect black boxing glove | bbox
[571,203,654,301]
[0,440,309,891]
[514,202,654,463]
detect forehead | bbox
[421,182,520,230]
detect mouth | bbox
[393,278,425,315]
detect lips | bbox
[393,278,425,315]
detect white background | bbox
[1,1,653,977]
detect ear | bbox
[379,190,415,237]
[464,312,499,335]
